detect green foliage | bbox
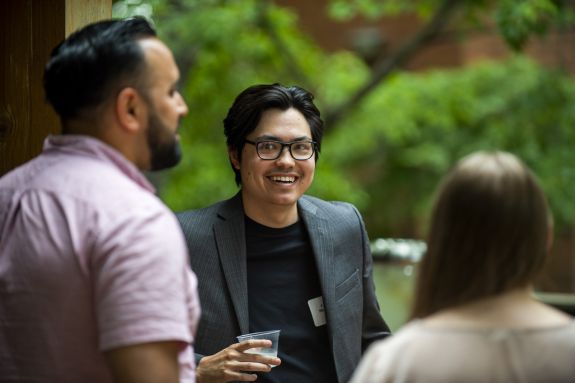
[325,57,575,236]
[496,0,560,49]
[326,0,572,51]
[113,0,575,239]
[328,0,439,20]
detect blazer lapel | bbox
[298,197,336,335]
[213,194,250,334]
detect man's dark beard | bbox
[147,110,182,171]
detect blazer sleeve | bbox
[352,205,393,350]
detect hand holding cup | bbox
[236,330,281,368]
[195,337,280,383]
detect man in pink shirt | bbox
[0,17,200,382]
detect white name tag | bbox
[307,296,327,327]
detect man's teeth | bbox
[270,176,295,183]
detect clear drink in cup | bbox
[236,329,280,367]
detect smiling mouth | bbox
[269,175,296,184]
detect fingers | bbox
[220,344,274,368]
[267,357,281,368]
[220,367,258,382]
[233,340,280,367]
[235,339,272,352]
[217,360,272,382]
[232,360,272,373]
[196,344,280,383]
[234,356,278,372]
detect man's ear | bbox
[116,87,146,133]
[228,147,240,170]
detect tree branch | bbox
[323,0,464,131]
[255,0,313,88]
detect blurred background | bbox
[113,0,575,331]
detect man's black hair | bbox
[44,17,156,122]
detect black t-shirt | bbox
[245,215,338,383]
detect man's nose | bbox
[275,145,295,165]
[177,92,189,116]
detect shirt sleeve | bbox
[91,202,196,352]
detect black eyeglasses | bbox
[244,139,317,160]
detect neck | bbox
[62,117,99,137]
[242,195,299,228]
[65,112,146,170]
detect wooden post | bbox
[0,0,111,176]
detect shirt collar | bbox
[43,135,156,193]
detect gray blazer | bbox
[177,193,391,383]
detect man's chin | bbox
[150,144,182,171]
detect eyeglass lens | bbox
[257,141,314,160]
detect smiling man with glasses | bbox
[177,83,391,383]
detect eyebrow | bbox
[255,135,311,142]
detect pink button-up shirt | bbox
[0,135,200,382]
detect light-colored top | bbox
[349,319,575,383]
[0,135,200,382]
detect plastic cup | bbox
[236,329,280,367]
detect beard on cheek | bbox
[147,111,181,171]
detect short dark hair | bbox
[411,151,551,319]
[223,83,324,185]
[43,17,156,121]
